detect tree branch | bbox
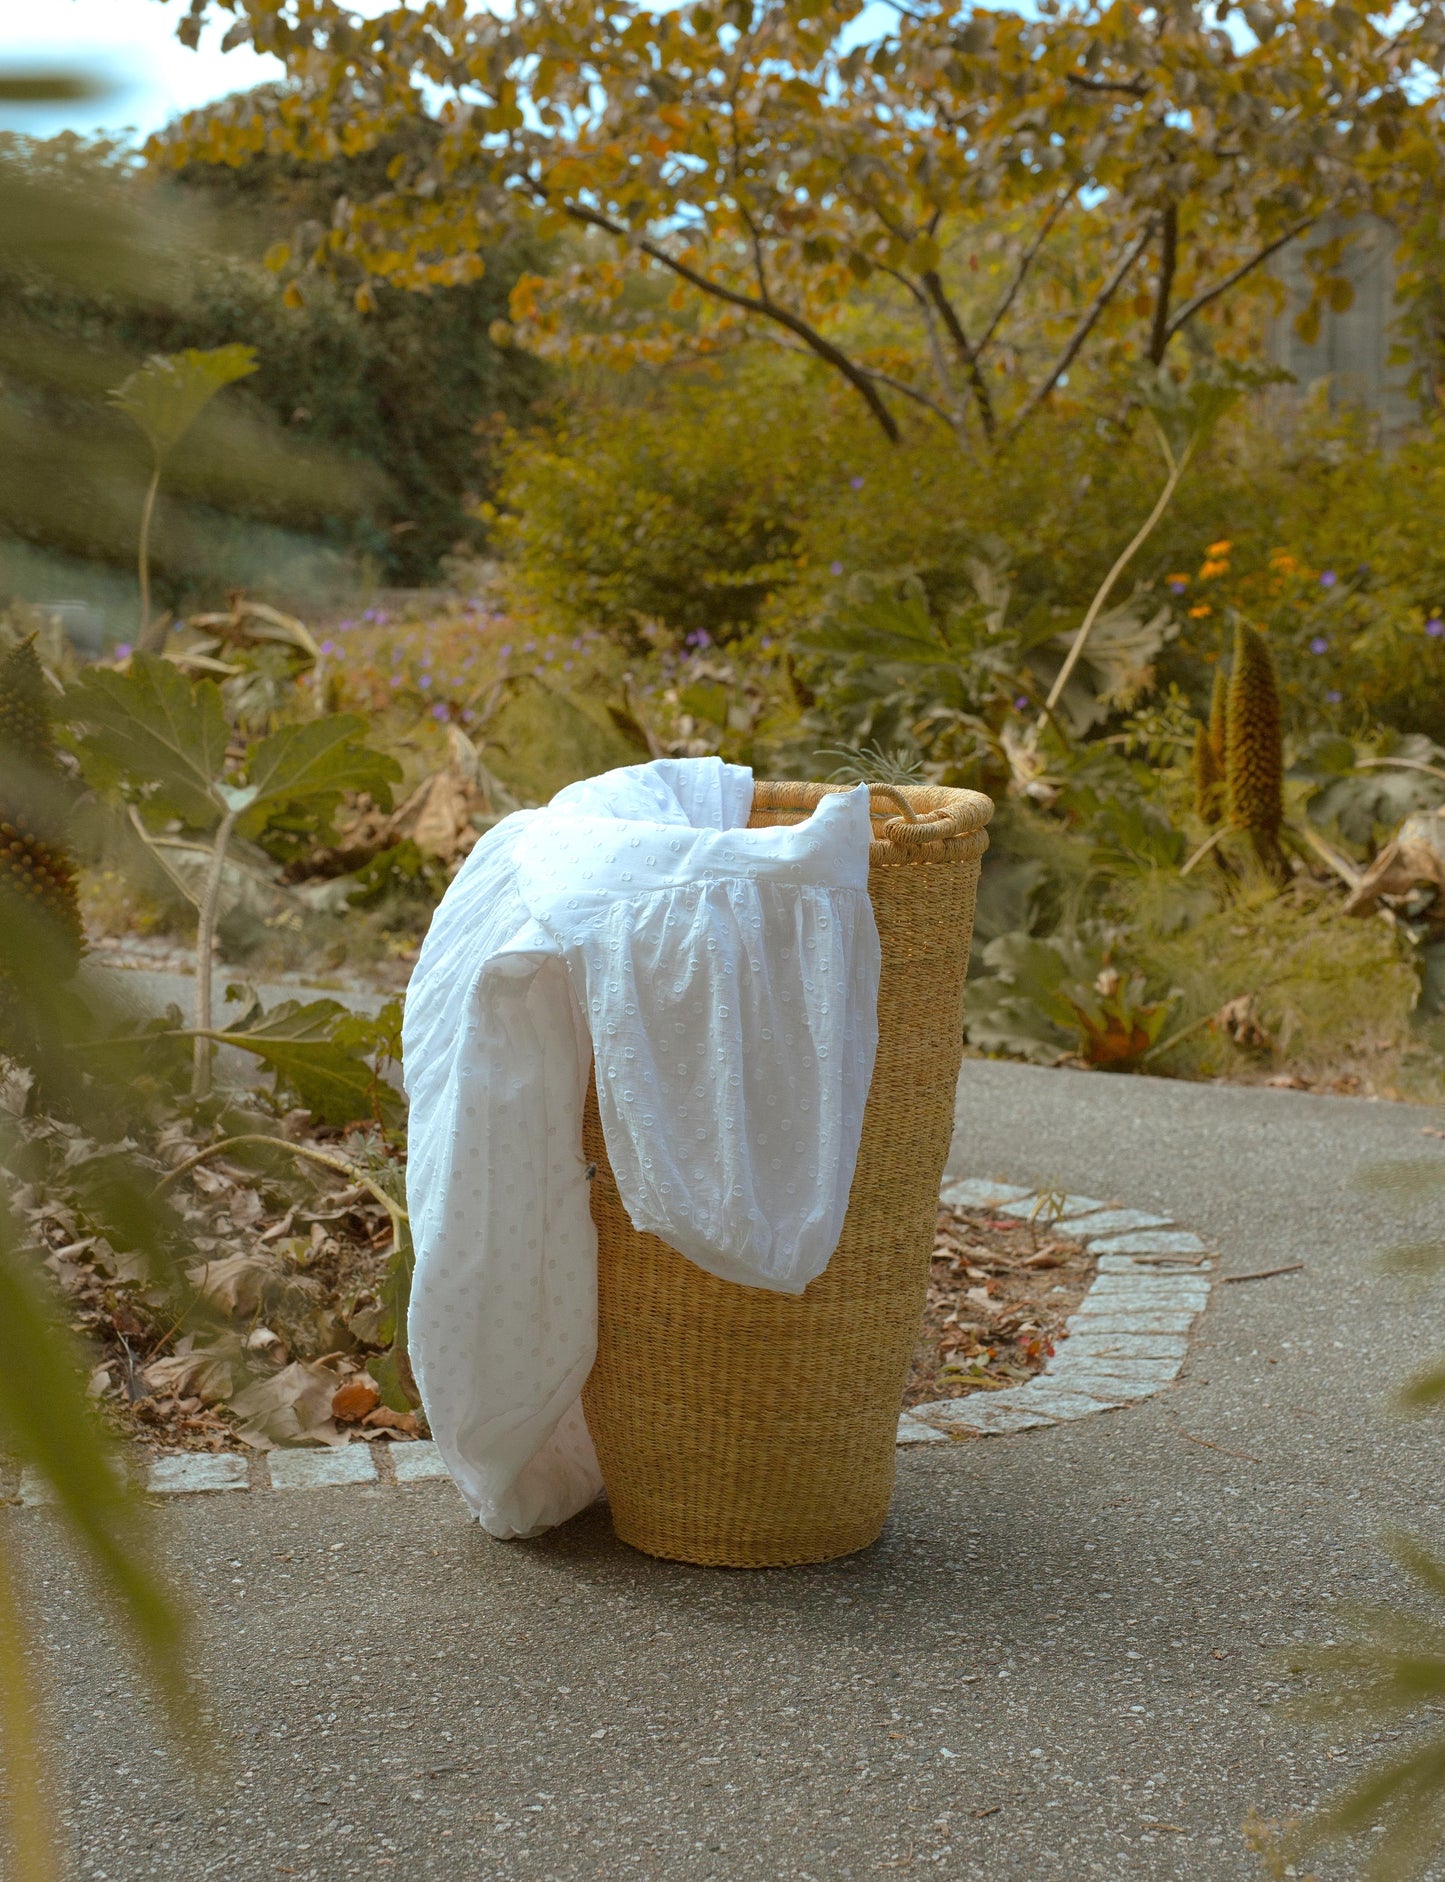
[559,199,901,443]
[760,328,959,437]
[1164,215,1317,342]
[1065,72,1148,97]
[1148,202,1178,365]
[1008,225,1153,440]
[978,186,1075,355]
[921,268,997,442]
[871,259,968,432]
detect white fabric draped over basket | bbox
[402,759,881,1538]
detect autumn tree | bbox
[154,0,1445,449]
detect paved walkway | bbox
[17,1062,1445,1880]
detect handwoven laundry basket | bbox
[580,780,992,1567]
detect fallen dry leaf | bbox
[229,1360,348,1449]
[186,1252,275,1317]
[332,1377,381,1423]
[363,1405,421,1437]
[143,1333,246,1404]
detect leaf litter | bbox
[903,1203,1096,1408]
[15,1105,422,1455]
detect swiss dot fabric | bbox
[403,759,880,1538]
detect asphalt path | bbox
[15,1061,1445,1881]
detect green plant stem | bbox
[153,1132,407,1244]
[1180,826,1228,876]
[1043,428,1194,722]
[135,462,161,654]
[0,1527,62,1882]
[1356,755,1445,786]
[191,807,239,1102]
[1141,1009,1216,1063]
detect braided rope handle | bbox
[865,783,986,847]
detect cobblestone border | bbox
[15,1438,452,1505]
[896,1178,1212,1447]
[11,1178,1210,1504]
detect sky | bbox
[2,0,287,142]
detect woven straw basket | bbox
[580,780,992,1568]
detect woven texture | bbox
[581,781,992,1567]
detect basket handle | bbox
[867,783,970,847]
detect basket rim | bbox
[752,778,993,850]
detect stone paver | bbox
[392,1440,454,1481]
[938,1176,1033,1210]
[1065,1332,1191,1360]
[145,1454,250,1496]
[1092,1229,1210,1257]
[1050,1207,1174,1238]
[265,1446,378,1491]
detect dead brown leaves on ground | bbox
[903,1204,1095,1408]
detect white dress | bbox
[402,759,880,1538]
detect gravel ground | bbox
[12,1058,1445,1881]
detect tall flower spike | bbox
[1225,622,1286,876]
[1192,720,1223,826]
[1207,663,1229,773]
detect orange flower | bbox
[1207,539,1232,556]
[1199,559,1230,580]
[1188,604,1213,618]
[1268,549,1298,572]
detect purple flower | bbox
[1014,694,1029,710]
[562,659,575,672]
[1309,636,1329,654]
[684,628,712,649]
[430,701,448,721]
[1326,689,1342,704]
[418,673,432,689]
[500,643,513,657]
[389,675,403,689]
[1427,618,1445,639]
[363,608,380,623]
[1319,570,1338,589]
[849,476,865,491]
[115,642,132,659]
[338,618,355,633]
[830,561,844,576]
[320,638,337,655]
[759,637,774,652]
[461,708,475,723]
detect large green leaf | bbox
[64,653,227,830]
[108,345,258,462]
[1294,734,1445,847]
[802,575,985,667]
[214,998,403,1126]
[237,715,402,839]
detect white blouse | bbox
[402,759,880,1537]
